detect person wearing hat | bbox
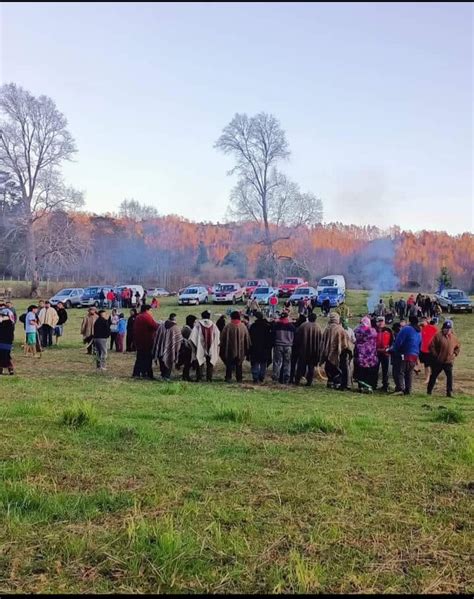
[391,315,421,396]
[375,316,394,392]
[0,308,15,375]
[427,319,460,398]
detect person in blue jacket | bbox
[391,316,421,396]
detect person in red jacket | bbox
[106,289,115,309]
[375,316,394,392]
[132,304,159,379]
[419,316,438,384]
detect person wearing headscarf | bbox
[427,319,460,398]
[353,316,378,391]
[153,313,183,381]
[319,312,349,389]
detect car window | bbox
[255,288,269,294]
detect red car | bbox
[278,277,308,298]
[244,278,269,297]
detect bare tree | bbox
[119,198,159,221]
[231,172,323,229]
[0,83,83,295]
[215,112,289,251]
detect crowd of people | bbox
[0,294,462,398]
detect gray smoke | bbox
[359,238,399,313]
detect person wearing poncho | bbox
[152,313,183,381]
[219,311,251,383]
[294,313,322,386]
[319,312,349,389]
[189,311,220,382]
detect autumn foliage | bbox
[2,211,473,292]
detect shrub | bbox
[61,402,98,428]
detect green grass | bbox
[0,291,472,593]
[61,401,98,428]
[431,407,466,424]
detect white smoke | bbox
[359,238,399,313]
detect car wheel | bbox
[65,301,72,309]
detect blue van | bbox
[315,287,345,308]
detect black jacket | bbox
[94,317,110,339]
[0,320,14,345]
[56,307,68,326]
[249,318,273,363]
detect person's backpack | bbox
[19,312,27,325]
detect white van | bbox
[316,275,346,295]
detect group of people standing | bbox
[0,299,69,373]
[79,301,461,398]
[100,288,145,309]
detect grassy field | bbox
[0,291,473,593]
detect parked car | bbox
[81,285,114,307]
[147,287,170,297]
[213,283,245,304]
[289,286,318,305]
[278,277,308,298]
[49,287,84,308]
[250,286,278,305]
[178,286,209,305]
[435,288,473,313]
[316,274,346,295]
[315,287,345,308]
[114,285,145,306]
[244,278,269,297]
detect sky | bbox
[0,1,472,234]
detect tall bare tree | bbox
[215,112,289,251]
[215,112,323,279]
[0,83,83,295]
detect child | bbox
[24,305,39,358]
[116,313,127,353]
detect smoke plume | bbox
[359,238,399,313]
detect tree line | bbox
[1,83,472,295]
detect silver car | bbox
[49,287,84,308]
[289,286,318,305]
[178,286,209,305]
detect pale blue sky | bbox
[1,1,472,233]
